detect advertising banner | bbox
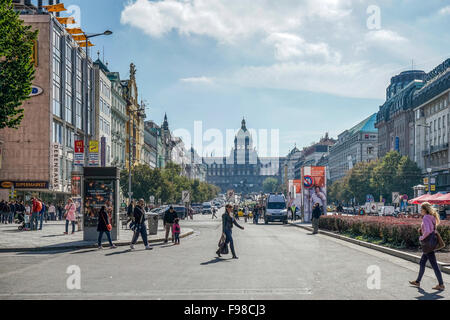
[88,140,99,166]
[74,140,84,166]
[101,137,106,167]
[301,166,327,223]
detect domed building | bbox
[202,118,279,193]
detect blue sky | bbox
[58,0,450,156]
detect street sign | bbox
[431,185,436,192]
[392,192,400,204]
[227,190,234,200]
[149,196,155,204]
[182,190,190,203]
[366,194,374,203]
[303,175,314,189]
[423,178,429,185]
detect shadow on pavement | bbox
[414,287,446,300]
[200,257,230,265]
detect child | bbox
[173,218,181,245]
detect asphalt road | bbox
[0,208,449,300]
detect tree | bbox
[395,155,422,199]
[262,177,279,193]
[347,160,378,204]
[0,0,38,129]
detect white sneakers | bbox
[130,244,135,250]
[129,244,152,250]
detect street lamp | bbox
[82,30,113,167]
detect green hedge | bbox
[319,216,450,249]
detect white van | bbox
[265,194,288,224]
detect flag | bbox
[43,3,66,12]
[56,17,76,25]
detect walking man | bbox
[38,199,46,230]
[212,206,218,219]
[31,198,42,231]
[130,199,152,250]
[163,206,177,243]
[312,203,322,234]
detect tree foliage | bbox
[120,162,220,204]
[262,177,279,193]
[329,151,422,204]
[0,0,38,129]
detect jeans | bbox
[8,211,14,224]
[38,213,44,230]
[131,223,149,247]
[224,229,236,257]
[30,212,39,230]
[98,230,113,246]
[50,213,55,221]
[174,233,180,244]
[416,251,444,285]
[65,220,76,233]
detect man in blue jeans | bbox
[130,199,152,250]
[38,200,46,230]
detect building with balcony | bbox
[413,59,450,191]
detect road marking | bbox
[0,288,312,297]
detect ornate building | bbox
[122,63,145,169]
[202,119,279,193]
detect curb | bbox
[0,230,194,253]
[289,223,450,275]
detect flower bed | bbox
[319,216,450,249]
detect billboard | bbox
[301,166,327,223]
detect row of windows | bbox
[100,79,111,99]
[99,116,111,134]
[100,97,111,115]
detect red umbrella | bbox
[431,193,450,205]
[408,193,437,204]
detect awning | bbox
[431,193,450,205]
[408,193,442,204]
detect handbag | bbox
[421,232,438,254]
[435,231,445,251]
[218,233,229,255]
[101,211,112,232]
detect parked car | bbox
[191,203,202,214]
[202,202,212,214]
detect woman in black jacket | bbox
[97,206,116,249]
[217,204,244,259]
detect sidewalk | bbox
[0,220,193,252]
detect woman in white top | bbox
[48,204,56,221]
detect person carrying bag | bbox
[130,199,152,251]
[409,202,445,291]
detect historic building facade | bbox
[122,63,145,169]
[328,113,378,182]
[202,119,279,193]
[413,59,450,191]
[107,71,127,169]
[375,70,427,159]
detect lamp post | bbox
[82,30,112,167]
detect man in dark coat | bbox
[312,202,322,234]
[130,199,152,250]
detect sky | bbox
[56,0,449,156]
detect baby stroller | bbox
[17,213,30,231]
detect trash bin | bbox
[148,213,158,235]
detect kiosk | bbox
[82,167,120,241]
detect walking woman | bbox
[97,206,117,249]
[64,198,77,235]
[409,202,445,291]
[216,204,244,259]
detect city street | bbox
[0,209,448,300]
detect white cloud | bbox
[227,61,392,99]
[364,30,408,44]
[180,76,214,84]
[265,32,341,63]
[438,6,450,16]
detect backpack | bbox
[35,201,42,213]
